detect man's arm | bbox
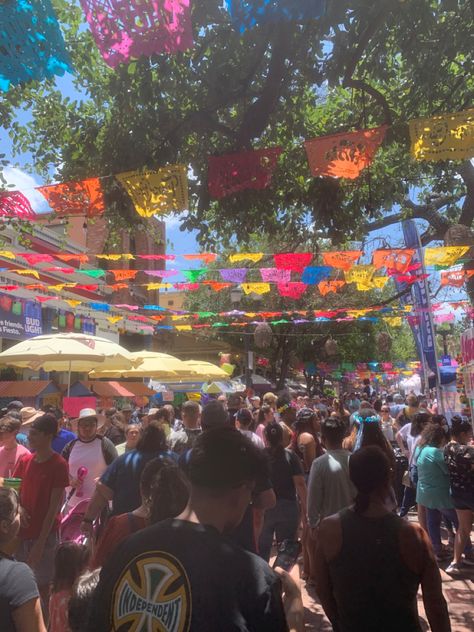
[307,462,323,529]
[81,481,113,535]
[419,536,451,632]
[12,598,46,632]
[313,519,339,626]
[253,487,276,511]
[293,475,307,523]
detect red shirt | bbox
[13,452,70,540]
[92,513,147,568]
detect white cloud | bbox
[163,210,189,230]
[3,166,50,213]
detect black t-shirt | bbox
[266,448,303,501]
[86,519,288,632]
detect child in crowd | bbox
[0,415,30,477]
[49,542,90,632]
[68,569,101,632]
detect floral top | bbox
[49,589,71,632]
[444,441,474,496]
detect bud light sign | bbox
[0,293,42,340]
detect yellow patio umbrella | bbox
[89,350,191,379]
[0,332,141,394]
[180,360,229,380]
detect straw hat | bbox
[20,407,43,425]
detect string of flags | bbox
[0,246,470,269]
[3,107,474,220]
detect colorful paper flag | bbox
[0,192,36,219]
[38,178,105,217]
[241,283,271,295]
[224,0,327,32]
[305,126,387,179]
[80,0,193,68]
[117,165,188,217]
[409,108,474,161]
[277,282,307,299]
[274,253,312,273]
[322,251,362,271]
[425,246,469,267]
[208,148,282,199]
[317,280,345,296]
[229,253,264,264]
[259,268,291,283]
[0,0,72,92]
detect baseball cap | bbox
[31,413,58,436]
[7,401,24,411]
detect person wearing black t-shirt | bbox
[87,428,300,632]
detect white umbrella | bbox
[0,333,140,394]
[89,350,192,379]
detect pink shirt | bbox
[0,443,30,477]
[49,589,71,632]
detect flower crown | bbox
[353,413,380,424]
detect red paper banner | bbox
[38,178,105,217]
[305,126,388,179]
[0,191,36,219]
[277,282,308,299]
[208,147,282,199]
[274,253,312,273]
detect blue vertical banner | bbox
[402,220,440,386]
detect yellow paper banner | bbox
[175,325,192,331]
[424,246,469,267]
[116,165,188,217]
[96,254,135,261]
[241,283,271,295]
[344,265,375,289]
[409,108,474,161]
[146,283,173,290]
[64,299,82,307]
[229,253,264,263]
[13,269,39,279]
[107,316,123,324]
[0,251,16,259]
[383,316,402,327]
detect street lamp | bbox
[230,286,252,390]
[435,324,454,358]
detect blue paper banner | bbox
[225,0,327,32]
[301,266,332,285]
[0,0,72,92]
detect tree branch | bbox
[343,78,393,126]
[342,6,394,125]
[235,22,296,148]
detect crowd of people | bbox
[0,387,472,631]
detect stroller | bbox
[60,499,91,544]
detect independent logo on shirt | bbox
[112,551,191,632]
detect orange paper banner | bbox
[321,251,362,271]
[305,126,388,179]
[38,178,105,217]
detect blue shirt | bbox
[100,449,177,515]
[52,428,76,454]
[416,445,453,509]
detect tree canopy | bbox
[2,0,473,255]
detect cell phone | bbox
[272,539,301,573]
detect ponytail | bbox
[149,462,189,524]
